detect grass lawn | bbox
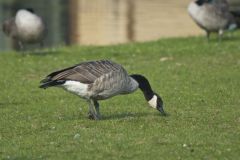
[0,35,240,160]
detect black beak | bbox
[157,105,166,116]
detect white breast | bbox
[15,10,44,41]
[188,2,229,31]
[188,2,201,17]
[188,2,206,26]
[62,81,89,99]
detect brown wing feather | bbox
[46,60,123,84]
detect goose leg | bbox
[88,100,99,120]
[40,41,44,48]
[18,41,24,50]
[94,100,101,119]
[218,29,224,42]
[18,41,26,55]
[206,31,210,41]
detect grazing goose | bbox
[188,0,237,40]
[39,60,166,120]
[2,8,45,49]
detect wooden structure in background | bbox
[68,0,240,45]
[69,0,79,44]
[68,0,203,45]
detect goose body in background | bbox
[188,0,237,40]
[2,8,46,49]
[39,60,165,120]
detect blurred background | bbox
[0,0,240,51]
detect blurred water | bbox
[0,0,239,51]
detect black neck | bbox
[195,0,205,5]
[130,74,154,101]
[25,8,34,13]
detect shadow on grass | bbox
[0,102,27,109]
[101,111,169,120]
[54,111,169,121]
[1,155,49,160]
[52,108,170,121]
[16,48,61,56]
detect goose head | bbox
[2,19,13,36]
[148,92,166,116]
[2,21,9,35]
[130,74,166,116]
[25,8,35,13]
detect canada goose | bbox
[2,8,45,49]
[188,0,237,40]
[39,60,166,120]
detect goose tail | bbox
[39,78,65,89]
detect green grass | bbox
[0,35,240,160]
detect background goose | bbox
[2,8,46,49]
[39,60,166,120]
[188,0,237,40]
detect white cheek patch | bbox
[148,95,157,109]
